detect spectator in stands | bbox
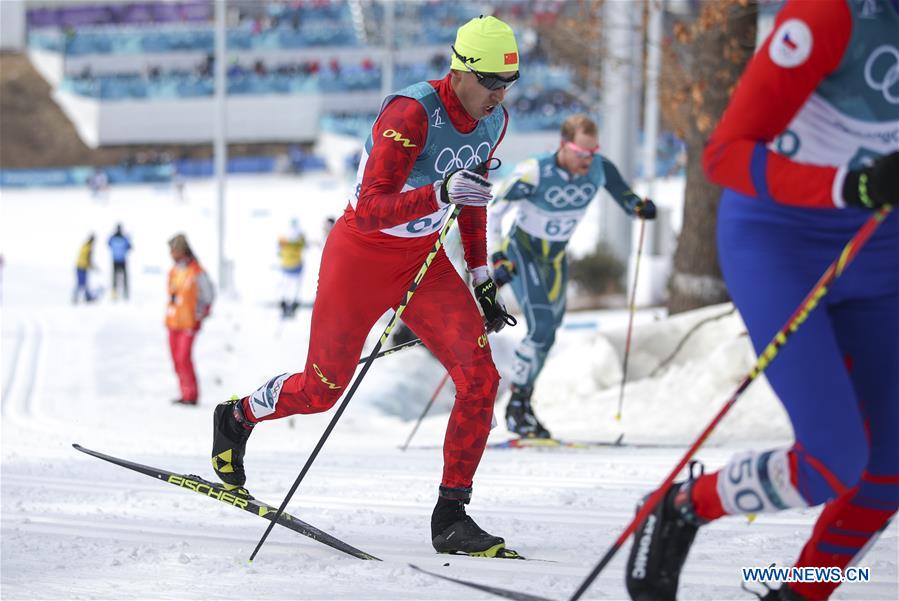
[227,58,245,79]
[288,145,305,174]
[361,57,375,72]
[430,53,447,72]
[199,54,213,77]
[63,26,76,52]
[329,58,341,76]
[108,224,132,301]
[254,60,267,76]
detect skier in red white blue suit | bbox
[626,1,899,599]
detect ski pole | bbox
[250,207,464,561]
[570,205,893,601]
[615,217,646,422]
[357,337,423,365]
[400,371,452,451]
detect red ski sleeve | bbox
[354,98,440,232]
[458,107,509,270]
[702,0,852,208]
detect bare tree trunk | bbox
[669,141,730,312]
[665,0,758,314]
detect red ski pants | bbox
[246,218,499,491]
[169,328,198,402]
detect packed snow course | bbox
[2,176,896,600]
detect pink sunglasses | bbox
[564,141,600,159]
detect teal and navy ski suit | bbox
[488,152,641,389]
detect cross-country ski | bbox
[72,444,380,561]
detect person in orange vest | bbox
[166,234,214,406]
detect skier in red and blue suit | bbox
[209,16,526,557]
[626,1,899,599]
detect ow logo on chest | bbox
[383,129,417,148]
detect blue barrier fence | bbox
[0,154,327,187]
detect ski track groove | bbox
[2,317,42,420]
[1,317,25,408]
[2,471,837,530]
[1,512,584,579]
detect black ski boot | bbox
[505,385,551,439]
[431,491,510,557]
[390,321,417,346]
[211,395,254,493]
[625,462,708,600]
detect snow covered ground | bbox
[1,176,896,600]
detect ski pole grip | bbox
[473,157,502,176]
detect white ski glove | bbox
[435,169,493,207]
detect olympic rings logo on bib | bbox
[864,45,899,105]
[434,142,492,177]
[545,184,596,208]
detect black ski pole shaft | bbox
[570,206,893,601]
[250,205,463,562]
[615,217,645,422]
[400,371,451,451]
[357,337,423,365]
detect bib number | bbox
[546,218,577,238]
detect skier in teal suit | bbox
[488,114,656,438]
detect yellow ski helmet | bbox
[450,15,519,74]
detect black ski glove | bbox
[473,279,517,333]
[635,198,657,220]
[842,152,899,209]
[491,251,516,287]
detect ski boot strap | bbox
[230,396,255,430]
[673,460,709,527]
[439,485,472,502]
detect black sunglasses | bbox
[451,46,520,91]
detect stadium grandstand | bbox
[2,0,684,186]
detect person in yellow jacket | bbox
[166,234,214,406]
[73,234,97,304]
[277,217,306,319]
